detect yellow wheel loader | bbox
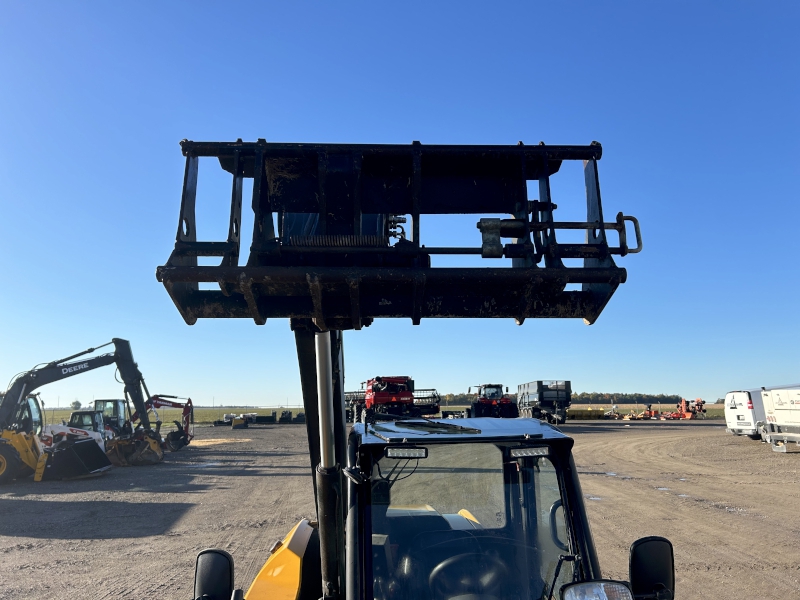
[158,140,673,600]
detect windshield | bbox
[369,442,573,600]
[376,382,408,394]
[482,386,503,399]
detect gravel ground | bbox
[0,421,797,599]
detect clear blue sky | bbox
[1,2,797,407]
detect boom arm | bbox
[131,395,193,435]
[0,338,153,431]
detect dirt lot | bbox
[0,421,797,599]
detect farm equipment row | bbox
[213,410,307,428]
[345,378,572,425]
[604,399,707,421]
[0,338,193,484]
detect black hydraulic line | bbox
[45,341,114,366]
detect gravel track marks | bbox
[1,421,798,599]
[565,421,800,599]
[0,425,314,600]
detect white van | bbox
[724,390,763,439]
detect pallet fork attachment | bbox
[162,140,644,600]
[157,140,641,329]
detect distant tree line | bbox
[571,392,682,405]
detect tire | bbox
[0,443,23,485]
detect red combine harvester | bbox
[363,376,420,419]
[469,383,519,418]
[346,379,440,421]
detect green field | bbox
[43,406,306,426]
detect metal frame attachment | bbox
[157,140,641,327]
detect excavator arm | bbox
[0,338,153,432]
[130,395,194,451]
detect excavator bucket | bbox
[39,439,112,480]
[165,423,190,451]
[157,140,642,329]
[105,435,164,467]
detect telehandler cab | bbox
[157,140,672,600]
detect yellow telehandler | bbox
[158,139,673,600]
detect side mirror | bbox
[468,387,471,394]
[629,536,674,600]
[194,548,236,600]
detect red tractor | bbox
[469,384,519,418]
[360,376,421,420]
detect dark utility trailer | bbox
[156,140,675,600]
[518,380,572,424]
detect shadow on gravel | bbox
[1,467,213,497]
[0,498,192,539]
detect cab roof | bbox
[355,417,570,445]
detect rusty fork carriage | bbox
[156,140,642,330]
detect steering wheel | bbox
[428,553,508,599]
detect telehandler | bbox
[157,139,672,600]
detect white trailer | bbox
[760,385,800,453]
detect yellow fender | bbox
[246,519,315,600]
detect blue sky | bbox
[1,2,797,407]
